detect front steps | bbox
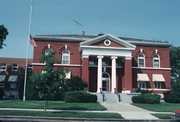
[90,92,140,103]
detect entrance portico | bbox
[80,34,136,93]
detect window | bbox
[12,64,18,71]
[138,53,145,67]
[153,53,160,68]
[44,48,53,55]
[61,49,70,64]
[0,75,6,82]
[0,63,6,71]
[138,82,146,88]
[28,64,32,70]
[0,83,5,88]
[8,75,18,82]
[154,82,162,89]
[10,83,16,88]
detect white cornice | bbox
[80,34,136,48]
[80,45,135,51]
[132,67,171,70]
[32,63,81,67]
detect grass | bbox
[0,100,106,111]
[0,110,123,119]
[152,114,171,119]
[133,103,180,112]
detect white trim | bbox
[148,88,169,91]
[138,52,145,67]
[132,67,171,70]
[32,63,81,67]
[80,34,136,48]
[122,90,131,93]
[80,45,135,51]
[61,49,70,64]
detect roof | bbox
[33,34,171,47]
[0,57,33,68]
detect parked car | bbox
[172,110,180,121]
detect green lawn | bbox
[0,100,106,111]
[0,110,123,119]
[152,114,171,119]
[133,103,180,112]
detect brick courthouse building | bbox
[32,34,171,93]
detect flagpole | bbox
[23,0,33,102]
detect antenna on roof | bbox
[73,20,85,35]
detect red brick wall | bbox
[132,46,170,68]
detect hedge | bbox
[64,91,97,103]
[132,94,160,104]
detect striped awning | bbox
[137,74,149,82]
[152,74,165,82]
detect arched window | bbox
[153,53,160,68]
[138,53,145,67]
[61,49,70,64]
[44,48,53,55]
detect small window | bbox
[138,82,146,88]
[154,82,162,89]
[28,64,32,70]
[8,75,18,82]
[153,53,160,68]
[138,53,145,67]
[0,75,6,82]
[61,49,70,64]
[10,83,16,88]
[12,64,18,71]
[44,48,53,55]
[0,83,5,88]
[0,63,6,71]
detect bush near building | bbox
[132,93,161,104]
[64,91,97,103]
[163,78,180,103]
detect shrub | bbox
[164,91,180,103]
[132,94,161,104]
[64,91,97,103]
[135,88,152,94]
[66,76,87,91]
[0,89,4,99]
[132,95,145,103]
[143,94,161,104]
[164,79,180,103]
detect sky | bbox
[0,0,180,58]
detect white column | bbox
[111,56,117,93]
[97,56,103,93]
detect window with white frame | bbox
[61,49,70,64]
[12,64,18,71]
[154,82,162,89]
[138,82,146,88]
[44,48,53,55]
[0,63,6,71]
[153,53,160,68]
[138,53,145,67]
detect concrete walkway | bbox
[100,103,171,120]
[0,103,172,120]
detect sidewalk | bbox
[100,102,171,120]
[0,103,172,120]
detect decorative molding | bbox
[125,56,132,60]
[81,55,89,58]
[32,63,81,67]
[122,90,131,93]
[132,67,171,70]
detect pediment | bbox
[80,34,136,49]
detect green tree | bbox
[32,50,67,112]
[0,25,8,49]
[170,46,180,80]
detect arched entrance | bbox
[102,72,110,91]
